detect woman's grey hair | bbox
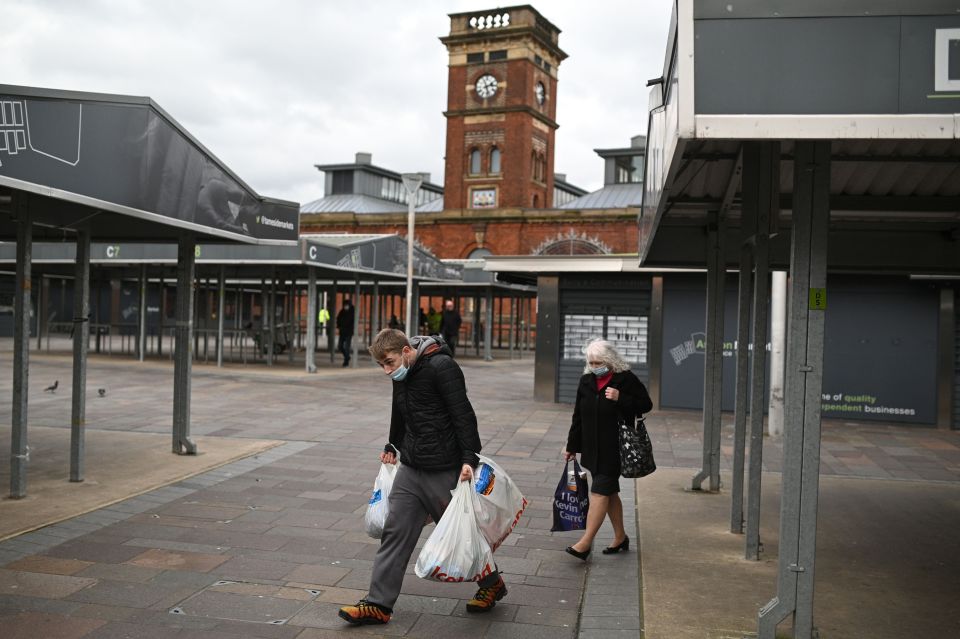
[582,339,630,374]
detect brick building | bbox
[299,5,643,259]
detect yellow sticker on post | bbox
[809,288,827,310]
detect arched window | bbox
[532,194,539,207]
[531,152,537,180]
[490,147,501,174]
[469,149,481,175]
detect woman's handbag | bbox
[619,415,656,478]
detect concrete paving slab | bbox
[0,425,281,541]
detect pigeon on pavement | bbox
[44,380,58,393]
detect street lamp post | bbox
[401,173,423,336]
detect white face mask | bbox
[590,365,609,377]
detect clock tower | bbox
[440,6,566,211]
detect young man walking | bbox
[339,328,506,626]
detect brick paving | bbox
[1,351,957,637]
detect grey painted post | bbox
[216,266,225,367]
[691,209,725,492]
[70,228,91,483]
[352,275,360,368]
[329,279,338,362]
[730,224,753,533]
[288,279,296,364]
[36,274,44,351]
[508,296,516,359]
[158,274,165,356]
[757,141,830,639]
[172,235,197,455]
[138,264,147,361]
[306,267,317,373]
[745,141,778,560]
[10,195,32,498]
[372,280,380,335]
[484,287,493,361]
[259,278,267,362]
[267,273,276,366]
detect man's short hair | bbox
[369,328,410,361]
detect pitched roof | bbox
[558,183,644,209]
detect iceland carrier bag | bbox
[415,479,496,583]
[550,459,589,532]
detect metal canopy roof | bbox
[640,1,960,274]
[0,234,462,282]
[0,85,299,245]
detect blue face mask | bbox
[390,353,410,381]
[591,365,609,377]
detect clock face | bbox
[535,81,546,105]
[475,74,498,99]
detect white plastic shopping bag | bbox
[364,462,398,539]
[473,454,528,551]
[415,480,496,582]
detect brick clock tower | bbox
[440,6,566,211]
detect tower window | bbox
[469,148,481,175]
[489,50,507,61]
[544,62,552,73]
[534,54,543,66]
[490,147,501,174]
[467,52,484,64]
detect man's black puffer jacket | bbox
[386,336,481,470]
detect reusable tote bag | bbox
[619,415,656,478]
[550,459,589,532]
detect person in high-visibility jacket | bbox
[318,307,331,335]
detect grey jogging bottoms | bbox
[367,464,499,609]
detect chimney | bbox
[630,135,646,148]
[355,152,372,165]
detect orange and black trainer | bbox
[466,575,508,613]
[338,599,392,625]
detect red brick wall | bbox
[301,210,637,259]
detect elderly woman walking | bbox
[564,339,653,560]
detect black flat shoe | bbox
[565,545,591,561]
[602,537,630,554]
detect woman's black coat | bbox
[387,342,481,470]
[566,370,653,476]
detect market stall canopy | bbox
[640,1,960,274]
[0,85,299,244]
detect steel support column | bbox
[329,279,337,363]
[745,141,779,560]
[138,264,147,361]
[267,272,276,366]
[352,275,360,368]
[757,140,830,639]
[306,267,317,373]
[691,209,725,493]
[372,280,380,336]
[484,287,494,362]
[216,266,225,367]
[10,195,32,498]
[70,228,91,482]
[172,234,198,455]
[730,212,754,533]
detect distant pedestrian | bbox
[338,328,505,626]
[439,299,462,357]
[337,298,355,367]
[427,307,441,334]
[388,314,400,330]
[563,339,652,560]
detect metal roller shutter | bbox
[557,276,652,404]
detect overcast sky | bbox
[3,0,673,205]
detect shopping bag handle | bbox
[565,458,584,476]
